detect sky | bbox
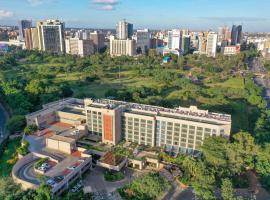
[0,0,270,32]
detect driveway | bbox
[84,166,142,194]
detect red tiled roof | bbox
[100,151,124,166]
[71,150,81,158]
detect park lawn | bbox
[0,138,21,177]
[207,77,245,89]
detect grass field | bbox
[207,77,245,89]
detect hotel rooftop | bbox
[91,99,231,122]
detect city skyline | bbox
[0,0,270,32]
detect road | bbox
[248,57,270,108]
[16,158,40,185]
[0,102,8,144]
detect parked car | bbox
[38,166,47,172]
[46,179,57,188]
[41,163,50,168]
[67,165,76,170]
[53,176,64,183]
[71,181,83,193]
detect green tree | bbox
[6,115,26,134]
[221,178,235,200]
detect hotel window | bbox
[220,129,225,135]
[181,138,187,142]
[180,142,186,147]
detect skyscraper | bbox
[231,25,242,45]
[24,28,33,49]
[181,35,191,55]
[18,20,32,40]
[116,20,133,40]
[206,32,218,57]
[198,32,208,55]
[37,20,65,53]
[135,29,150,54]
[90,31,105,52]
[167,29,182,50]
[31,28,40,49]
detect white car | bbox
[67,166,76,170]
[38,166,47,172]
[41,163,50,168]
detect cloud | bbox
[27,0,46,5]
[92,0,120,11]
[27,0,57,6]
[0,10,14,19]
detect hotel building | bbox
[84,99,231,153]
[27,98,231,154]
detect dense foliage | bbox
[104,170,125,182]
[1,49,270,199]
[118,172,170,200]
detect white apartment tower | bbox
[110,36,136,57]
[206,32,218,57]
[65,38,94,57]
[116,20,133,40]
[37,20,65,53]
[168,29,182,50]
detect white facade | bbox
[110,36,136,57]
[221,46,238,56]
[116,20,133,40]
[168,29,182,50]
[206,32,217,57]
[65,38,94,57]
[37,20,65,53]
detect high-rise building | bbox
[65,38,94,57]
[206,32,218,57]
[24,28,33,49]
[31,28,40,49]
[18,20,32,40]
[198,32,208,54]
[167,29,182,50]
[181,35,191,55]
[37,20,65,53]
[90,31,105,52]
[231,25,242,45]
[116,20,133,40]
[135,29,150,54]
[110,36,136,57]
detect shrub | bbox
[104,170,125,182]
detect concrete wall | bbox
[57,111,85,125]
[46,138,73,154]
